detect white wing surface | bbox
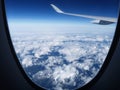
[51,4,117,25]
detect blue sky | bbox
[4,0,120,33]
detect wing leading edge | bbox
[50,4,117,25]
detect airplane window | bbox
[4,0,119,90]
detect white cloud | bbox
[53,64,79,83]
[10,31,113,90]
[22,55,33,67]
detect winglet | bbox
[50,4,64,13]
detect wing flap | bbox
[91,20,114,25]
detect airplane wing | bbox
[50,4,117,25]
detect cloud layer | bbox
[11,32,112,90]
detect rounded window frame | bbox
[1,0,120,90]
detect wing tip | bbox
[50,4,64,13]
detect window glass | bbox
[5,0,119,90]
